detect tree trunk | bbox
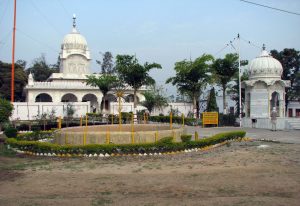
[196,99,200,118]
[101,94,106,114]
[133,89,137,123]
[223,86,227,114]
[193,94,197,118]
[133,89,137,109]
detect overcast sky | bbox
[0,0,300,96]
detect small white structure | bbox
[13,16,147,120]
[242,46,291,129]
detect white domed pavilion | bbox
[242,46,290,129]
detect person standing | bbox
[271,107,277,131]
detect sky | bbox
[0,0,300,96]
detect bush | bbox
[17,131,54,141]
[6,130,246,155]
[4,127,18,138]
[0,98,13,130]
[219,113,236,126]
[148,115,199,126]
[157,136,173,144]
[181,135,192,143]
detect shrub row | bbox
[6,131,246,155]
[148,116,198,126]
[17,131,54,141]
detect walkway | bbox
[185,126,300,144]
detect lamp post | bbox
[238,34,242,128]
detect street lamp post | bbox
[238,34,242,128]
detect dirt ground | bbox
[0,140,300,206]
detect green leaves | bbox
[116,55,162,90]
[166,54,214,117]
[0,98,13,126]
[116,55,162,108]
[141,87,168,113]
[86,74,118,96]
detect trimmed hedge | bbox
[181,135,192,143]
[4,127,18,138]
[17,131,54,141]
[148,115,198,126]
[6,131,246,155]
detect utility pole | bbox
[11,0,17,102]
[238,33,242,128]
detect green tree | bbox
[86,74,118,112]
[166,54,214,118]
[212,53,238,114]
[270,48,300,110]
[26,55,59,81]
[116,55,162,112]
[206,87,218,112]
[141,86,168,114]
[0,61,27,101]
[96,51,116,74]
[0,98,13,131]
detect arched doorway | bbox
[35,93,52,102]
[82,94,98,113]
[61,93,78,102]
[270,91,279,116]
[125,94,139,103]
[104,94,117,112]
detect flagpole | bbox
[11,0,17,102]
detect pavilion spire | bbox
[72,14,76,28]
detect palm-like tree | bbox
[212,53,238,114]
[86,74,118,112]
[166,54,214,118]
[115,55,162,113]
[141,86,168,114]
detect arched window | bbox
[270,91,279,116]
[82,94,98,112]
[125,94,139,103]
[61,93,78,102]
[35,93,52,102]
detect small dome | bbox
[249,49,283,80]
[62,28,88,50]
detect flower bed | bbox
[6,131,246,157]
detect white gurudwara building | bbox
[241,46,300,130]
[12,16,146,120]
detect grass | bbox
[91,197,113,206]
[0,143,17,157]
[0,160,50,171]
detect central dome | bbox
[62,28,88,50]
[249,49,283,80]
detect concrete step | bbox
[286,119,300,130]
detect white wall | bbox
[152,103,193,116]
[11,102,91,120]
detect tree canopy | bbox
[166,54,214,118]
[206,87,218,112]
[116,55,162,110]
[96,51,116,74]
[0,98,13,130]
[270,48,300,108]
[212,53,238,114]
[141,86,168,114]
[86,74,118,111]
[0,61,28,101]
[26,55,59,81]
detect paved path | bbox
[185,126,300,144]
